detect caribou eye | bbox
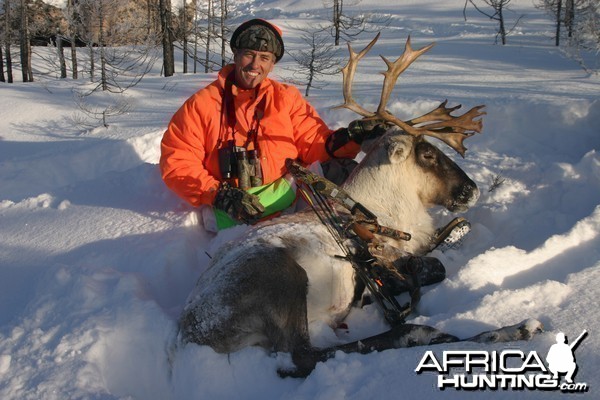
[417,144,438,167]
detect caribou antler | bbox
[335,34,486,157]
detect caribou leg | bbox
[282,318,544,378]
[466,318,544,343]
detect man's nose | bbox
[249,56,260,68]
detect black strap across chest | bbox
[222,71,266,149]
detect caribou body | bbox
[179,36,542,377]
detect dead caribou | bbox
[179,35,543,377]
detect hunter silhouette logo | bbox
[415,329,590,392]
[546,330,588,384]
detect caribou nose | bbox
[465,182,480,206]
[450,182,480,212]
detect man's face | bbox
[233,49,275,89]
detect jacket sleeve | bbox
[160,97,221,207]
[287,87,360,163]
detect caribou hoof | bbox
[277,348,332,379]
[468,318,544,343]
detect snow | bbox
[1,0,599,398]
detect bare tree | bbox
[66,0,79,79]
[536,0,564,45]
[181,0,188,73]
[67,0,97,80]
[3,0,14,83]
[327,0,366,46]
[160,0,174,76]
[19,0,33,81]
[0,1,4,82]
[566,0,600,72]
[564,0,575,38]
[73,90,132,128]
[146,0,159,37]
[556,0,564,45]
[536,0,588,46]
[205,0,213,72]
[177,0,216,73]
[98,0,108,90]
[73,0,158,92]
[287,26,341,96]
[194,0,225,73]
[219,0,229,66]
[72,0,159,128]
[0,44,4,82]
[56,32,67,78]
[463,0,524,45]
[192,0,198,73]
[488,173,506,192]
[185,0,215,73]
[536,0,598,71]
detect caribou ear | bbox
[387,136,412,164]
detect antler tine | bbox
[335,34,485,157]
[376,36,435,116]
[414,104,486,133]
[407,103,486,157]
[408,100,458,125]
[373,38,486,157]
[334,33,381,118]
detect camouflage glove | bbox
[213,182,265,224]
[347,118,389,144]
[326,118,390,157]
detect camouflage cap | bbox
[230,19,284,62]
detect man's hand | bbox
[347,118,389,144]
[214,183,265,223]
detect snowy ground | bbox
[1,0,599,399]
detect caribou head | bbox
[336,34,485,251]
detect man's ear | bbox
[386,136,412,164]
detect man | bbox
[160,19,385,230]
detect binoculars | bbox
[218,141,263,189]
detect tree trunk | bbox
[57,34,67,78]
[19,0,33,82]
[67,0,78,79]
[5,42,13,83]
[160,0,175,76]
[498,2,506,45]
[556,0,562,46]
[205,0,212,73]
[86,2,95,81]
[193,0,198,73]
[70,37,78,79]
[4,0,14,83]
[0,45,5,82]
[333,0,341,46]
[182,0,188,73]
[88,42,95,81]
[99,2,107,90]
[220,0,226,66]
[147,0,153,38]
[565,0,575,38]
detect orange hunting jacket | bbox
[160,64,360,207]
